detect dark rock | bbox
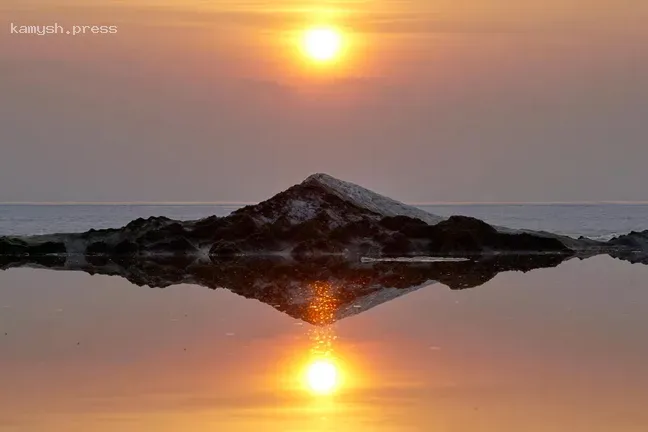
[125,216,171,231]
[292,239,345,260]
[428,216,491,253]
[244,228,282,250]
[86,255,111,266]
[30,242,66,255]
[434,215,499,237]
[495,233,571,253]
[217,214,258,241]
[137,229,168,245]
[114,240,138,255]
[292,241,316,260]
[0,239,65,256]
[357,242,377,257]
[0,254,66,267]
[0,238,29,255]
[382,233,414,256]
[80,227,119,239]
[163,223,185,235]
[134,223,187,246]
[289,218,329,242]
[87,241,111,255]
[607,230,648,249]
[380,215,428,232]
[331,219,379,242]
[425,215,570,254]
[149,238,196,254]
[189,216,226,240]
[210,241,242,257]
[125,218,148,230]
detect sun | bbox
[305,359,339,395]
[302,27,343,62]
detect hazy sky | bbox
[1,0,647,203]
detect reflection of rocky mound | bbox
[603,231,648,264]
[0,254,571,325]
[1,173,648,260]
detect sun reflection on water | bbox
[305,358,339,395]
[302,281,344,396]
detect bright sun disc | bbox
[302,27,342,62]
[305,359,339,394]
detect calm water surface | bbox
[1,205,648,431]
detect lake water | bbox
[1,204,648,431]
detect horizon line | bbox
[2,201,648,206]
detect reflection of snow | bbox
[361,257,470,263]
[335,279,439,321]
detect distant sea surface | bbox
[1,203,647,239]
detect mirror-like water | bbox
[1,257,647,431]
[1,204,647,431]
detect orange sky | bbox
[4,0,645,81]
[1,1,647,202]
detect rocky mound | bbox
[0,173,646,260]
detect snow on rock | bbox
[280,199,321,224]
[304,173,445,225]
[239,187,367,228]
[361,257,470,263]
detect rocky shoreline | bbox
[1,174,646,262]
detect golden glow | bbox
[305,358,340,395]
[299,282,344,395]
[301,27,343,62]
[306,281,339,327]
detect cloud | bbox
[37,4,526,35]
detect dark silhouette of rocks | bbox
[0,174,646,262]
[0,254,573,325]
